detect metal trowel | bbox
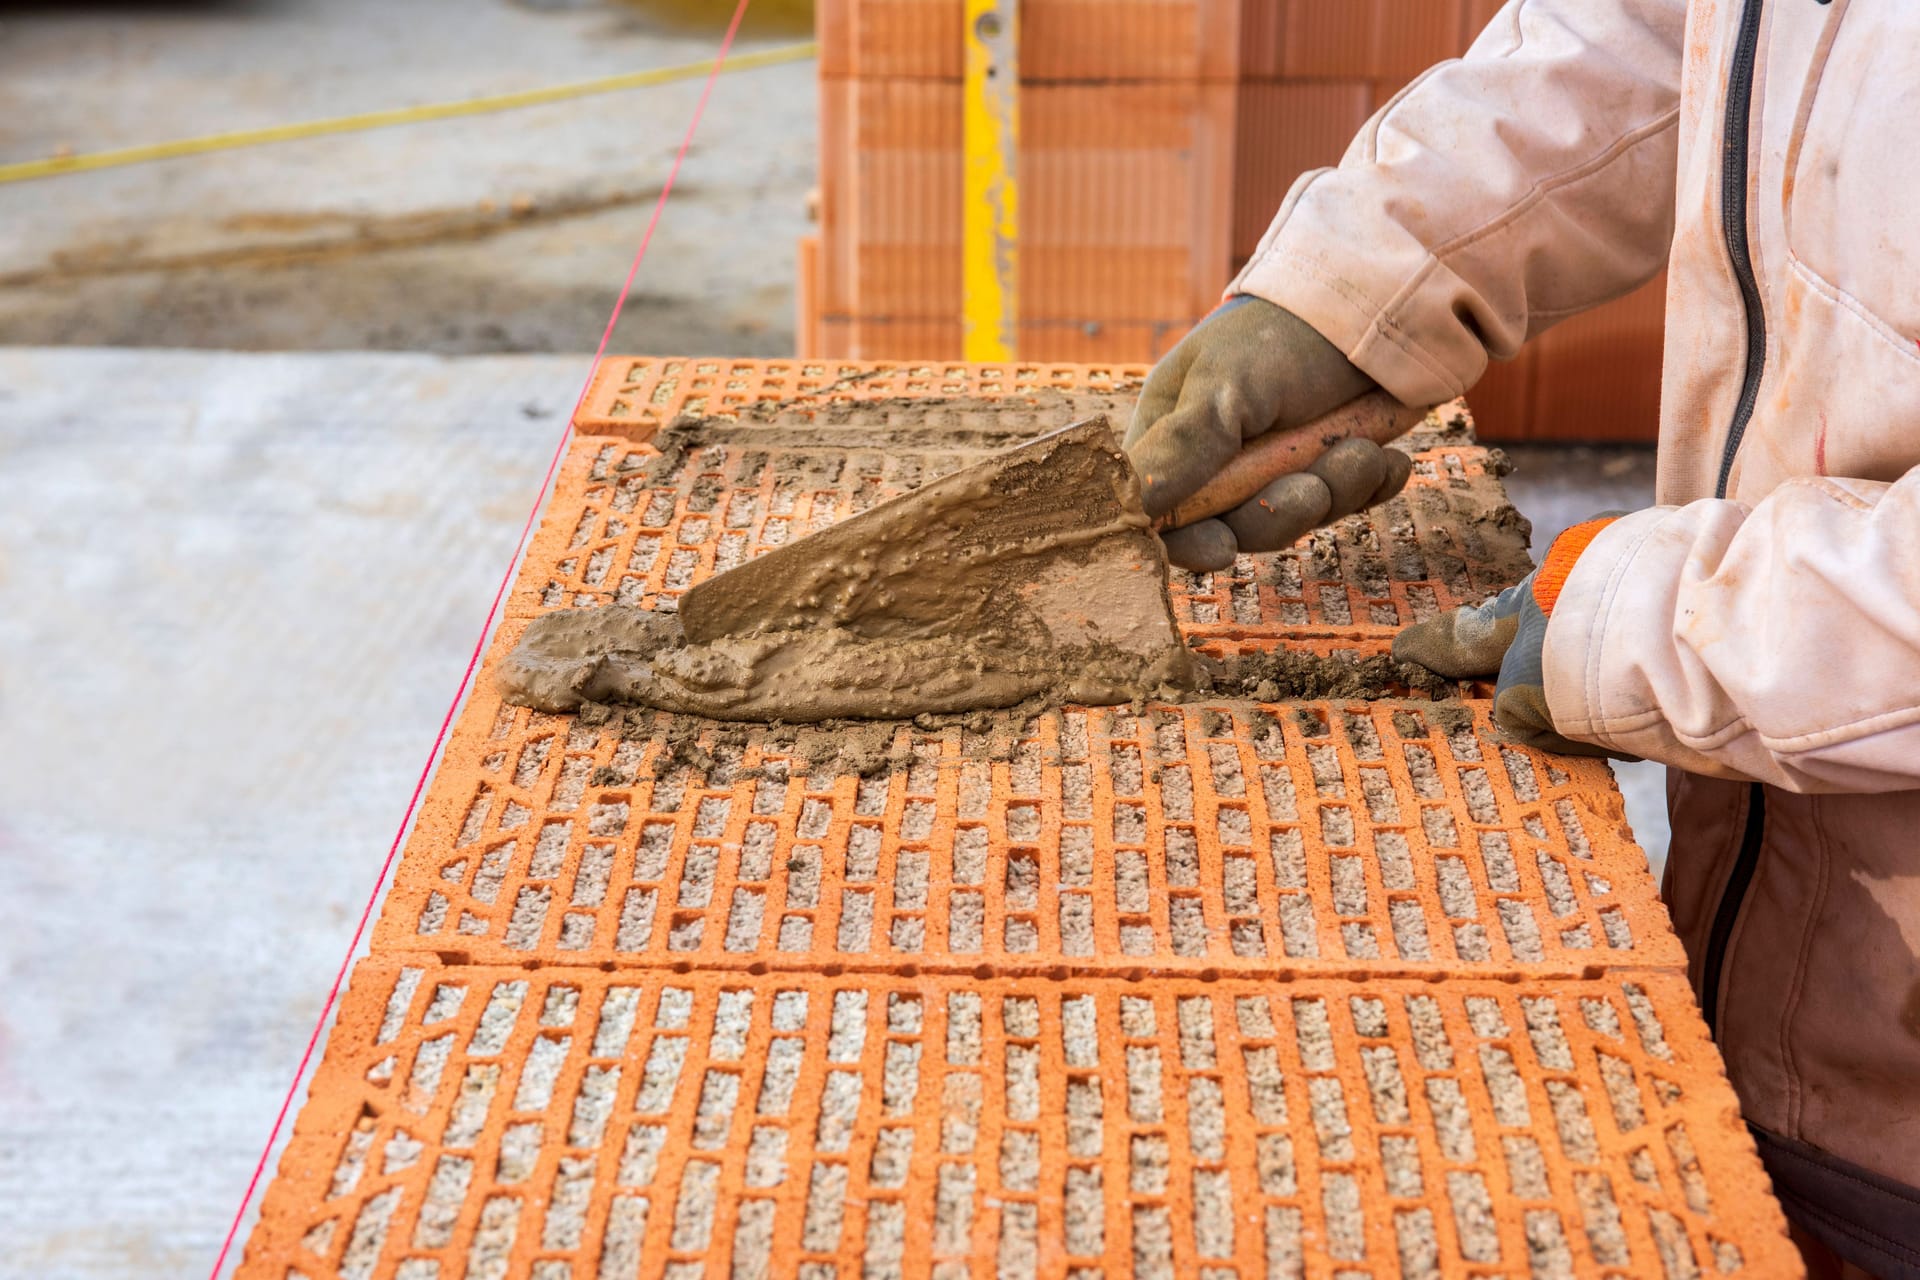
[499,392,1425,722]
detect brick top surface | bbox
[241,358,1795,1280]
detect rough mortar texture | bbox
[500,418,1196,719]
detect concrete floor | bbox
[0,0,816,355]
[0,348,590,1279]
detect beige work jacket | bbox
[1234,1,1920,1272]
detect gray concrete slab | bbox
[0,346,586,1279]
[0,0,816,356]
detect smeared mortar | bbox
[501,419,1199,721]
[501,398,1510,734]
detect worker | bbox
[1126,4,1919,1276]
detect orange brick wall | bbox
[806,0,1666,441]
[238,364,1793,1277]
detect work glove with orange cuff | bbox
[1393,517,1632,759]
[1124,296,1415,572]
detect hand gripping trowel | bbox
[500,392,1425,722]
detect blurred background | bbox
[0,3,1664,1275]
[1,0,818,356]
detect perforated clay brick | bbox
[519,401,1530,639]
[573,357,1151,441]
[239,361,1794,1279]
[385,694,1678,978]
[249,961,1787,1280]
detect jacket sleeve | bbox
[1543,475,1920,792]
[1230,0,1686,408]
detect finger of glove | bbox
[1305,437,1390,522]
[1364,447,1414,508]
[1159,519,1239,573]
[1221,472,1332,553]
[1493,589,1551,700]
[1123,327,1204,449]
[1126,359,1276,519]
[1492,684,1625,758]
[1392,599,1522,678]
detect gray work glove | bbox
[1393,516,1635,759]
[1124,296,1414,572]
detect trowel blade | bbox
[683,420,1159,644]
[678,416,1179,665]
[498,418,1199,722]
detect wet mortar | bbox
[502,417,1198,722]
[502,392,1521,743]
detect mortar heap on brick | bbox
[241,358,1795,1280]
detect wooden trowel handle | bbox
[1154,390,1433,531]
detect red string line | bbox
[208,1,756,1271]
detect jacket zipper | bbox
[1701,785,1766,1038]
[1715,0,1768,501]
[1699,0,1770,1040]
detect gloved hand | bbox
[1393,516,1634,758]
[1125,295,1414,572]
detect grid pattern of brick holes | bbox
[259,965,1770,1280]
[575,358,1153,441]
[389,700,1679,977]
[522,408,1533,639]
[240,365,1793,1279]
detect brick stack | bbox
[238,360,1793,1277]
[805,0,1251,364]
[801,0,1666,440]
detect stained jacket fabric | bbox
[1231,1,1920,1272]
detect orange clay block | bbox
[551,387,1529,639]
[795,236,823,362]
[810,317,1197,366]
[572,355,1151,441]
[239,363,1793,1279]
[1279,0,1482,82]
[812,0,1502,83]
[1516,273,1669,445]
[376,688,1683,976]
[243,961,1793,1279]
[817,0,1256,82]
[816,79,1236,323]
[1230,80,1379,263]
[1449,275,1670,445]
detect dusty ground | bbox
[0,348,595,1279]
[0,0,816,355]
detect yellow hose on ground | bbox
[0,41,816,187]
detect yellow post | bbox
[962,0,1018,361]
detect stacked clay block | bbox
[239,358,1792,1279]
[811,76,1238,362]
[804,0,1666,440]
[806,0,1286,365]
